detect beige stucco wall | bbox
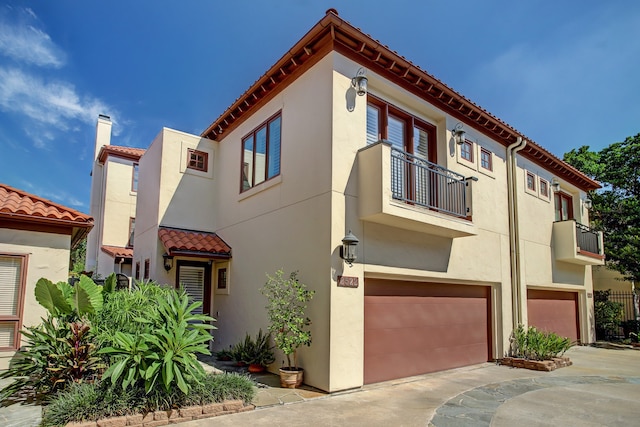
[0,229,70,370]
[133,128,217,286]
[593,266,634,292]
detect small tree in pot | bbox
[261,270,314,388]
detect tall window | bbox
[526,172,536,191]
[555,192,573,221]
[187,149,208,172]
[539,179,549,198]
[241,112,281,192]
[480,147,492,171]
[0,254,26,350]
[366,97,436,161]
[128,218,135,247]
[135,262,140,281]
[460,141,474,162]
[143,259,150,280]
[132,163,139,192]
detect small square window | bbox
[460,140,473,162]
[526,172,536,191]
[480,148,492,171]
[187,149,208,172]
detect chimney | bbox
[94,114,112,161]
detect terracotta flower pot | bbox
[248,363,265,373]
[279,368,304,388]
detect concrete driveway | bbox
[178,346,640,426]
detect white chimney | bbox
[94,114,112,161]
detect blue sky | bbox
[1,1,639,213]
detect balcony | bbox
[553,220,605,265]
[357,141,476,238]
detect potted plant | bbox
[261,270,314,388]
[245,329,275,373]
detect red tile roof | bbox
[158,227,231,258]
[0,183,93,247]
[98,145,146,164]
[101,245,133,259]
[201,9,599,191]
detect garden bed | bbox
[499,356,572,371]
[65,400,254,427]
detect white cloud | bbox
[0,67,119,139]
[0,15,66,68]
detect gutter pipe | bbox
[507,136,527,330]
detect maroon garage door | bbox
[364,279,491,384]
[527,289,580,342]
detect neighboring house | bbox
[85,115,145,279]
[89,10,604,392]
[593,266,635,292]
[0,184,93,370]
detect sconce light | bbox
[583,198,593,210]
[162,253,174,271]
[452,123,466,145]
[551,178,561,193]
[340,230,359,267]
[351,68,368,97]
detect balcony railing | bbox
[390,147,467,218]
[552,219,604,265]
[575,222,601,255]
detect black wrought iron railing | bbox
[390,147,468,218]
[575,221,601,254]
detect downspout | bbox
[506,136,527,329]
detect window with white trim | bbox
[241,112,281,192]
[0,254,26,350]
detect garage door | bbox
[364,279,491,384]
[527,289,579,342]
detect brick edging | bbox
[498,356,572,371]
[64,399,255,427]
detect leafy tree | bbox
[564,134,640,282]
[70,238,87,274]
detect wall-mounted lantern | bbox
[162,252,174,271]
[583,198,593,210]
[340,230,359,267]
[452,123,466,145]
[351,68,368,97]
[551,178,561,193]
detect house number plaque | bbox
[337,276,359,288]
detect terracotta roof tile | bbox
[0,183,93,225]
[98,145,146,163]
[101,245,133,259]
[158,227,231,258]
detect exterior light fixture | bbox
[452,123,466,145]
[583,198,593,210]
[340,230,359,267]
[162,253,174,271]
[551,178,561,193]
[351,68,368,96]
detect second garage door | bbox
[527,289,580,342]
[364,279,491,384]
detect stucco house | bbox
[85,114,145,280]
[0,184,93,370]
[88,10,604,392]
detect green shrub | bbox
[594,290,624,340]
[510,325,573,360]
[90,281,173,347]
[99,289,215,395]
